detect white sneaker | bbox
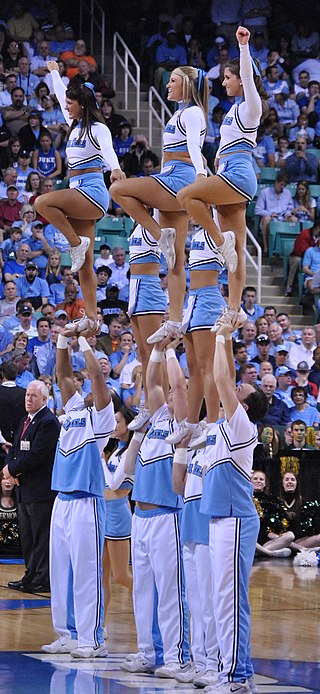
[272,548,291,558]
[175,662,206,684]
[127,408,150,431]
[166,420,203,445]
[158,227,176,270]
[189,422,212,450]
[70,236,91,273]
[121,652,154,673]
[146,320,181,344]
[71,643,108,658]
[41,636,77,654]
[248,676,258,694]
[194,670,220,688]
[217,231,238,274]
[211,307,247,334]
[65,315,97,334]
[154,662,185,678]
[204,681,250,694]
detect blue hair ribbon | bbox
[251,56,261,77]
[197,68,207,91]
[83,81,99,107]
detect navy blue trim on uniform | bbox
[93,498,102,648]
[220,422,257,452]
[235,106,258,134]
[173,512,185,664]
[229,518,241,680]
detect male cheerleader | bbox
[200,318,268,692]
[42,325,115,658]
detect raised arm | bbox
[165,338,188,423]
[47,62,72,126]
[237,27,262,126]
[214,322,239,422]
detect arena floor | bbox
[0,559,319,694]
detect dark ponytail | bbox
[65,84,106,142]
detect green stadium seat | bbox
[269,220,300,260]
[259,167,279,182]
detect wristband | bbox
[216,335,225,344]
[57,334,68,349]
[133,432,144,442]
[174,448,188,465]
[78,336,91,353]
[165,348,176,360]
[149,348,163,363]
[225,334,232,341]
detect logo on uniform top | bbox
[187,460,203,477]
[207,434,216,446]
[129,237,142,246]
[147,427,169,440]
[67,137,86,148]
[63,416,86,431]
[164,124,175,133]
[223,116,233,126]
[191,240,205,250]
[108,462,117,472]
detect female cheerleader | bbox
[166,224,226,444]
[34,60,124,332]
[110,67,234,342]
[177,26,268,332]
[126,216,167,430]
[103,406,135,635]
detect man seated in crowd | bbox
[292,360,318,402]
[277,313,302,342]
[259,373,291,426]
[109,330,136,379]
[284,136,319,183]
[96,266,112,302]
[107,247,130,293]
[26,221,53,277]
[255,173,293,255]
[0,186,24,240]
[284,219,320,297]
[49,267,75,305]
[275,365,294,407]
[36,323,59,376]
[240,285,264,322]
[27,317,51,359]
[0,281,20,325]
[3,300,37,338]
[268,321,291,355]
[154,28,187,94]
[55,283,85,321]
[252,334,276,370]
[240,321,258,360]
[18,110,48,154]
[11,349,34,388]
[96,315,122,356]
[238,363,258,386]
[233,341,249,381]
[61,39,97,79]
[309,345,320,388]
[274,345,290,371]
[285,419,311,450]
[2,87,32,137]
[288,327,317,370]
[15,260,50,309]
[98,284,128,321]
[3,242,30,282]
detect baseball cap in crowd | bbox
[28,110,42,119]
[273,86,289,95]
[20,148,31,158]
[296,361,310,372]
[256,334,269,344]
[107,284,119,291]
[18,305,32,315]
[253,30,264,38]
[167,28,177,35]
[275,366,291,377]
[25,261,37,269]
[54,309,68,319]
[100,243,111,251]
[275,345,289,353]
[215,35,226,44]
[7,184,18,191]
[31,221,44,230]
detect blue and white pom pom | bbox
[293,549,320,567]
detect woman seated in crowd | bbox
[25,172,43,203]
[252,469,294,558]
[254,425,280,463]
[45,248,62,287]
[287,180,316,224]
[279,464,320,551]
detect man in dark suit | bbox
[0,362,26,468]
[3,380,60,593]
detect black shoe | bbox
[8,578,29,590]
[20,584,50,594]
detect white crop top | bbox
[129,223,161,265]
[163,104,207,175]
[51,70,120,172]
[189,227,224,272]
[217,44,262,158]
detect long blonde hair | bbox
[172,66,209,122]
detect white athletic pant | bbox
[209,516,259,683]
[131,510,189,665]
[183,542,220,670]
[50,496,105,648]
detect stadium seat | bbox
[259,167,279,182]
[269,220,300,260]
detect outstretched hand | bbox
[236,26,251,45]
[154,333,180,352]
[46,60,59,72]
[110,168,126,183]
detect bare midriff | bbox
[69,167,101,177]
[130,262,160,276]
[190,269,219,290]
[163,152,192,165]
[104,488,130,501]
[136,501,162,510]
[219,150,251,159]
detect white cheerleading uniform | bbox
[50,392,115,648]
[181,448,221,672]
[128,223,166,317]
[182,228,226,332]
[131,403,189,667]
[51,70,120,214]
[215,43,262,200]
[201,404,259,684]
[152,103,207,195]
[129,224,162,266]
[104,443,134,541]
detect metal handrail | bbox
[79,0,106,74]
[113,32,141,127]
[245,227,262,303]
[148,86,172,148]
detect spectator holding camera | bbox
[284,136,318,184]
